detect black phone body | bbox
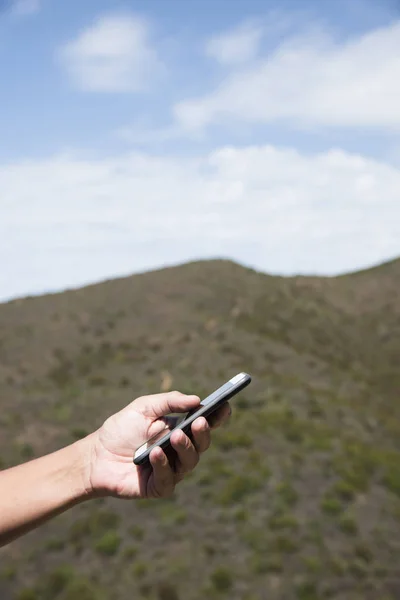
[133,372,251,467]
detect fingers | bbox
[134,391,200,419]
[191,417,211,453]
[207,402,231,429]
[149,447,175,498]
[170,429,199,475]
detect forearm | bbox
[0,435,95,547]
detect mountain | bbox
[0,258,399,600]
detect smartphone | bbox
[133,372,251,467]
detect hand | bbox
[85,391,231,500]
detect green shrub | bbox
[167,557,188,577]
[268,513,298,531]
[214,430,253,450]
[16,589,38,600]
[123,545,138,559]
[272,534,299,554]
[48,362,72,387]
[129,525,145,540]
[304,520,324,547]
[203,543,216,557]
[373,563,388,578]
[329,556,346,575]
[132,561,147,579]
[206,456,233,478]
[69,517,91,545]
[70,428,88,441]
[302,556,321,573]
[332,479,356,502]
[157,581,180,600]
[383,465,400,497]
[249,553,283,574]
[217,474,262,505]
[236,396,250,410]
[69,509,120,544]
[95,532,121,556]
[19,443,34,460]
[276,481,298,507]
[41,566,75,599]
[246,450,271,478]
[308,397,324,418]
[160,504,187,526]
[305,430,332,451]
[234,507,249,522]
[334,441,377,492]
[136,499,152,510]
[45,538,65,552]
[320,496,342,516]
[197,471,213,486]
[242,529,269,553]
[61,578,104,600]
[210,567,233,592]
[52,404,72,423]
[1,565,16,580]
[296,580,318,600]
[339,513,358,535]
[348,559,368,579]
[354,542,373,563]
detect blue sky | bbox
[1,0,400,300]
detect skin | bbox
[0,391,230,548]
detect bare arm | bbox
[0,391,230,548]
[0,437,92,546]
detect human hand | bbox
[84,391,230,500]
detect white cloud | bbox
[175,20,400,131]
[115,121,186,146]
[11,0,40,17]
[1,144,400,302]
[59,13,163,93]
[205,22,262,66]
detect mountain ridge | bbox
[2,254,399,307]
[0,257,399,600]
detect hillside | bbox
[0,258,399,600]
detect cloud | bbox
[1,144,400,301]
[205,21,262,66]
[175,20,400,131]
[11,0,40,16]
[115,121,186,146]
[59,13,164,93]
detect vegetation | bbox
[209,567,233,592]
[95,531,121,556]
[0,257,399,599]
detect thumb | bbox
[134,391,200,419]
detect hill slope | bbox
[0,258,399,600]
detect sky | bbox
[1,0,400,302]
